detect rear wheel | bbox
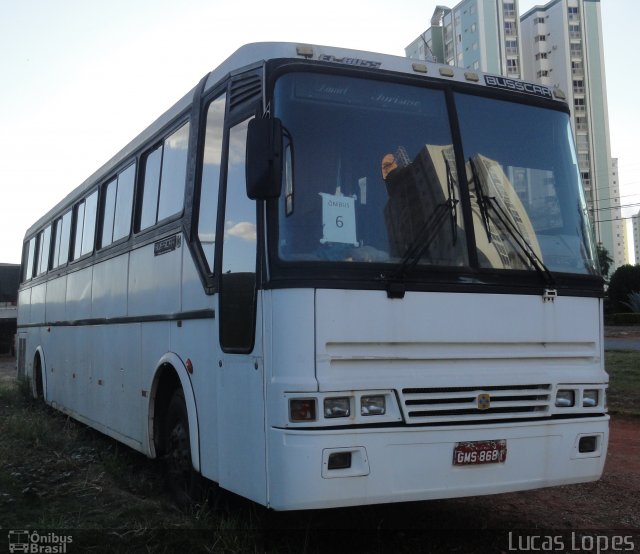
[163,389,204,505]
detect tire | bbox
[34,357,44,400]
[163,389,204,505]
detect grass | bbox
[0,377,261,553]
[0,351,638,552]
[605,350,640,417]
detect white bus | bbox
[17,42,608,510]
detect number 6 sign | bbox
[319,192,359,246]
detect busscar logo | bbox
[7,530,73,553]
[484,75,553,99]
[154,234,181,257]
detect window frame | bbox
[51,209,73,270]
[70,189,99,263]
[99,161,137,251]
[195,91,228,276]
[36,225,52,276]
[136,120,191,234]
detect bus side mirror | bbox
[246,117,283,200]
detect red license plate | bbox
[453,440,507,466]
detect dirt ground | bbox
[1,352,638,538]
[605,325,640,339]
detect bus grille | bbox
[400,384,552,424]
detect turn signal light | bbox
[290,398,317,422]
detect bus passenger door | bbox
[216,117,266,504]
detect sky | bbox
[0,0,638,265]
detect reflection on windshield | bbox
[275,73,468,267]
[469,154,543,270]
[273,73,598,277]
[456,93,598,275]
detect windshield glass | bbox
[455,93,598,275]
[273,72,597,277]
[274,72,467,267]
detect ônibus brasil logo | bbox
[7,530,73,553]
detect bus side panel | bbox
[66,267,93,322]
[17,288,32,328]
[17,288,32,381]
[55,325,90,417]
[216,294,267,506]
[46,274,67,324]
[176,245,219,481]
[43,276,67,402]
[17,286,43,390]
[180,243,212,313]
[30,283,46,325]
[92,323,142,442]
[92,254,129,319]
[129,237,182,451]
[128,239,181,317]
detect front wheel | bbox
[163,389,204,505]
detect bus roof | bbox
[25,41,566,239]
[207,41,564,102]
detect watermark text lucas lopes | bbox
[508,532,635,553]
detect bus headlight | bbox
[361,395,386,416]
[324,397,351,418]
[583,389,599,408]
[290,398,317,421]
[555,389,575,407]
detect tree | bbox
[596,243,613,278]
[608,264,640,313]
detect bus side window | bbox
[23,237,36,281]
[71,190,98,260]
[100,178,117,248]
[113,163,135,241]
[55,210,72,267]
[72,200,86,261]
[81,191,98,256]
[198,94,226,272]
[37,225,52,275]
[220,117,257,353]
[99,163,135,249]
[139,122,190,231]
[140,146,162,231]
[158,122,190,221]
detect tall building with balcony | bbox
[633,210,640,265]
[520,0,618,271]
[406,1,523,78]
[609,159,628,268]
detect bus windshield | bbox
[273,72,598,276]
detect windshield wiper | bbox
[469,157,556,296]
[385,159,459,299]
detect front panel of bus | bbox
[259,63,607,509]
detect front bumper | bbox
[266,416,609,510]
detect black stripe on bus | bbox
[16,309,215,329]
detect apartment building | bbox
[520,0,618,271]
[609,159,629,267]
[633,210,640,265]
[406,1,522,78]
